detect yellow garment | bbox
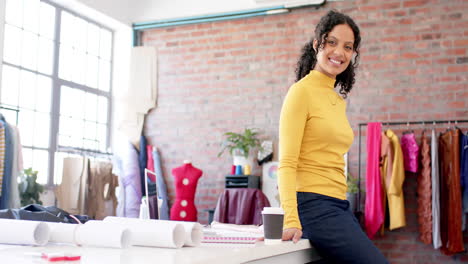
[384,129,406,230]
[278,70,354,230]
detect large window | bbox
[1,0,113,184]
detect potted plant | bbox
[218,128,262,168]
[346,174,359,212]
[18,168,44,206]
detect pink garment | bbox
[170,163,202,221]
[365,122,384,239]
[146,145,156,182]
[400,133,419,173]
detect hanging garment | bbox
[400,132,419,173]
[146,145,156,182]
[7,125,22,209]
[417,131,432,244]
[461,132,468,214]
[139,134,148,196]
[170,163,202,222]
[152,147,169,220]
[55,157,89,215]
[365,122,384,239]
[0,123,5,198]
[431,129,442,249]
[383,130,406,231]
[115,140,142,218]
[86,161,118,220]
[379,132,390,235]
[213,188,270,225]
[0,121,13,209]
[439,129,464,255]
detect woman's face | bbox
[313,24,355,79]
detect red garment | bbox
[213,188,270,225]
[417,131,432,244]
[365,122,384,239]
[170,163,202,222]
[146,145,156,182]
[439,129,464,255]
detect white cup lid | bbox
[262,207,284,215]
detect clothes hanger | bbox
[403,122,414,135]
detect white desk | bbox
[0,240,321,264]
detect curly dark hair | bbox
[295,10,361,98]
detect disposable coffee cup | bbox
[262,207,284,245]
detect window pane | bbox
[36,75,52,113]
[74,17,87,52]
[18,109,34,147]
[87,23,99,56]
[98,59,110,91]
[97,96,108,124]
[23,0,40,33]
[84,121,97,149]
[85,93,97,121]
[32,149,49,184]
[59,44,73,81]
[70,118,84,148]
[37,37,54,75]
[19,70,37,110]
[1,65,20,106]
[22,148,33,174]
[69,89,84,119]
[60,11,73,45]
[86,54,98,88]
[39,2,56,40]
[21,31,39,71]
[99,28,112,60]
[3,24,22,65]
[33,112,50,148]
[72,50,86,85]
[97,123,107,151]
[5,0,23,27]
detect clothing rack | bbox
[356,119,468,213]
[57,146,112,159]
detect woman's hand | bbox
[282,227,302,243]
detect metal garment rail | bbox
[356,119,468,212]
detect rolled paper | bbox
[47,222,79,244]
[103,217,185,248]
[75,221,131,248]
[104,217,202,247]
[0,219,50,246]
[231,165,236,175]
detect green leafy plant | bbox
[19,168,44,206]
[218,128,261,158]
[346,174,359,194]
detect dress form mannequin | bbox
[170,160,202,221]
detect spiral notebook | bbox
[202,228,262,244]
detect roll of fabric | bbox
[0,219,50,246]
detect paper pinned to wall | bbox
[0,219,50,246]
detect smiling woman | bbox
[278,10,388,264]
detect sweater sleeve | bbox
[278,84,308,230]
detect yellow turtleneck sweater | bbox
[278,70,354,230]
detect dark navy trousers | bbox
[297,192,388,264]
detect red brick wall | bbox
[142,0,468,262]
